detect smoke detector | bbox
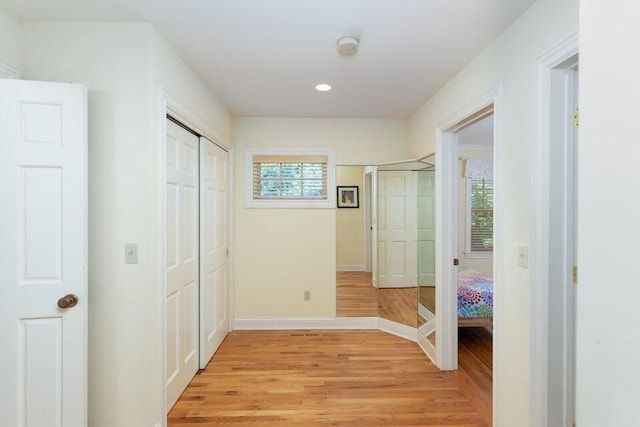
[337,35,359,56]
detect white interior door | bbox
[418,169,436,286]
[0,80,87,426]
[166,119,199,410]
[199,137,229,368]
[378,171,417,288]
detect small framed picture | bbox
[337,186,359,208]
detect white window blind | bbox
[252,155,328,200]
[469,177,494,252]
[244,147,336,209]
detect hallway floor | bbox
[168,329,492,426]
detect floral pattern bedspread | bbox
[457,266,493,318]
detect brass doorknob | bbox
[57,294,78,309]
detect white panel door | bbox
[0,80,87,426]
[418,170,436,286]
[199,137,229,368]
[378,171,417,288]
[165,119,199,410]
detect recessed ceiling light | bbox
[315,84,332,92]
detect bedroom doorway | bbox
[435,88,501,424]
[456,114,495,397]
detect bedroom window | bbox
[245,147,336,208]
[464,157,494,258]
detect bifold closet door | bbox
[199,137,229,368]
[165,119,199,410]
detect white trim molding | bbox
[234,317,379,330]
[377,317,418,342]
[531,32,579,427]
[435,84,504,424]
[336,264,366,272]
[233,316,418,344]
[417,331,436,365]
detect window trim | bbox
[464,176,494,258]
[244,147,336,209]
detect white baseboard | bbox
[418,303,435,322]
[377,317,417,342]
[417,331,436,364]
[336,264,366,271]
[378,284,418,289]
[233,316,379,330]
[233,317,423,355]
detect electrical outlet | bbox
[304,291,311,301]
[518,244,529,268]
[125,243,138,264]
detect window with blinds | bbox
[245,147,336,208]
[468,177,494,253]
[252,155,328,200]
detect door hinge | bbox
[573,265,578,284]
[226,248,229,259]
[453,258,459,266]
[573,108,579,127]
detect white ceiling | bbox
[458,115,494,146]
[1,0,537,119]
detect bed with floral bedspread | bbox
[457,265,493,327]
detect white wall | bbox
[0,8,22,74]
[233,118,407,318]
[336,166,365,270]
[577,1,640,425]
[150,31,232,145]
[407,0,578,423]
[24,22,232,427]
[457,150,493,276]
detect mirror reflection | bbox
[417,156,436,345]
[377,157,435,331]
[335,166,377,317]
[335,158,436,346]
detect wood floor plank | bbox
[168,330,490,427]
[336,271,378,317]
[378,287,418,327]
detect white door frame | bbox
[364,170,373,273]
[435,86,503,423]
[156,86,233,425]
[531,33,579,427]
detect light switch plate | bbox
[518,244,529,268]
[125,243,138,264]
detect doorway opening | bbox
[435,88,502,425]
[532,33,579,427]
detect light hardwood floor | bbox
[168,329,492,426]
[378,287,418,327]
[336,271,378,317]
[336,272,418,327]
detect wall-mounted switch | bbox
[304,291,311,301]
[518,245,529,268]
[125,243,138,264]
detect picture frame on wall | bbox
[337,186,359,208]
